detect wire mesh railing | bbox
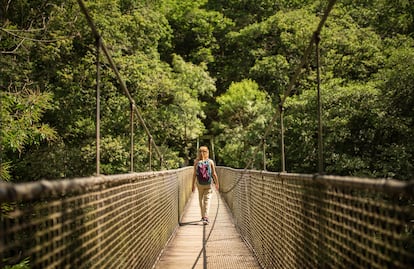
[218,167,414,269]
[0,167,193,268]
[2,167,413,268]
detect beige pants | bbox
[196,183,213,218]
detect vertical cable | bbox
[130,103,134,172]
[96,37,101,175]
[315,32,324,173]
[279,105,286,172]
[263,138,266,171]
[0,89,2,180]
[95,38,102,258]
[223,0,338,193]
[197,137,200,152]
[149,137,152,171]
[77,0,167,169]
[210,137,216,163]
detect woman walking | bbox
[192,146,219,225]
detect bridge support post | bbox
[315,32,324,174]
[77,0,167,170]
[279,104,286,172]
[95,36,101,175]
[263,138,266,171]
[130,103,134,172]
[149,136,152,171]
[210,138,216,163]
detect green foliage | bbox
[219,8,318,95]
[1,0,413,181]
[284,81,375,174]
[163,0,234,64]
[250,55,290,101]
[379,37,414,120]
[215,79,272,168]
[283,76,413,180]
[0,89,57,181]
[211,0,413,180]
[170,54,215,138]
[373,37,414,179]
[1,90,56,152]
[3,257,30,269]
[82,136,129,175]
[321,7,384,82]
[205,0,313,28]
[338,0,414,37]
[0,162,12,182]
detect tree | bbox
[1,0,65,181]
[214,79,273,168]
[339,0,414,37]
[373,37,414,179]
[2,0,413,181]
[320,6,384,83]
[0,89,57,181]
[217,7,318,96]
[161,0,233,65]
[205,0,314,29]
[2,0,219,180]
[283,80,377,175]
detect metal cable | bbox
[96,37,101,175]
[316,33,324,173]
[218,168,414,268]
[221,0,338,194]
[76,0,167,169]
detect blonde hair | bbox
[199,146,209,152]
[195,146,209,163]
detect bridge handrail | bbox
[0,167,193,268]
[0,168,189,203]
[220,167,414,195]
[265,170,414,195]
[218,167,414,268]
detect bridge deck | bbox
[154,188,260,269]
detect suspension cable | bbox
[0,86,2,180]
[222,0,337,193]
[76,0,167,169]
[316,33,324,174]
[95,36,101,175]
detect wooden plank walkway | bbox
[154,189,261,269]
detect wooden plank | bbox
[154,189,260,269]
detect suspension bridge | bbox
[0,168,413,268]
[1,0,413,268]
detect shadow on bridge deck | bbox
[154,189,260,269]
